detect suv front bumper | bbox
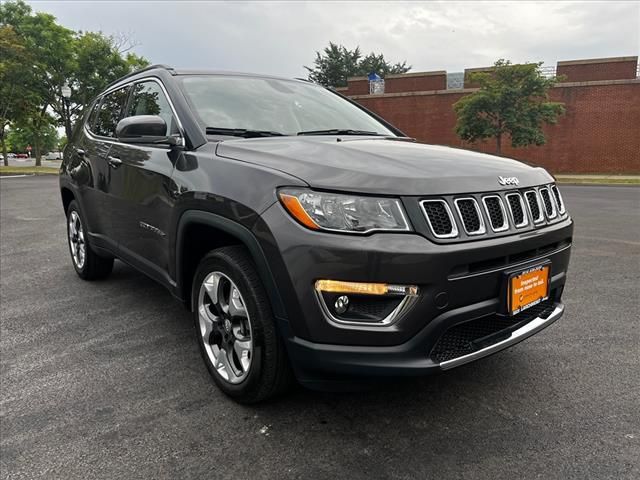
[255,202,573,385]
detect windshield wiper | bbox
[297,129,386,136]
[206,127,285,138]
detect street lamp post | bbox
[61,83,72,140]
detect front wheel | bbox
[192,246,293,403]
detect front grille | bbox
[551,185,565,215]
[539,187,557,219]
[419,183,567,242]
[506,193,528,227]
[421,200,457,238]
[455,198,485,235]
[525,190,543,223]
[482,196,508,231]
[430,300,556,363]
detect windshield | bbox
[177,75,396,137]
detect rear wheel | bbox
[192,246,292,403]
[66,200,113,280]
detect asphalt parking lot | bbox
[1,176,639,479]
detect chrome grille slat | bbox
[420,200,458,239]
[454,198,486,235]
[539,187,557,219]
[482,195,509,232]
[505,192,528,228]
[525,190,544,223]
[550,185,566,215]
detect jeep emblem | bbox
[498,176,520,186]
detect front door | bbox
[107,80,181,282]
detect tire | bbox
[192,246,293,403]
[66,200,114,280]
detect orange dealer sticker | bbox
[508,264,550,315]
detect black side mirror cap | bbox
[116,115,181,146]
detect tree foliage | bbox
[454,60,565,154]
[305,42,411,87]
[0,0,149,164]
[6,116,59,154]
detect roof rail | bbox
[103,64,174,90]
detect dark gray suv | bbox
[60,65,573,403]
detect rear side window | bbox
[126,81,178,136]
[93,87,129,138]
[86,100,101,131]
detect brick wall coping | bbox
[557,56,638,66]
[385,70,446,79]
[348,78,640,99]
[464,66,495,73]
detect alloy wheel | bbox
[68,211,86,269]
[198,272,253,384]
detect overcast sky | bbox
[29,1,640,77]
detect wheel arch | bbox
[176,210,287,320]
[61,187,75,214]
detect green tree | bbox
[0,0,149,163]
[6,116,59,156]
[305,42,411,88]
[60,31,148,138]
[0,25,36,165]
[454,60,565,155]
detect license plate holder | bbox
[507,262,551,316]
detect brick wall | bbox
[346,57,640,174]
[557,57,637,82]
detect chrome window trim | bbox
[550,184,566,215]
[420,199,459,239]
[454,197,486,236]
[525,190,544,224]
[481,195,509,232]
[505,192,529,228]
[539,186,558,220]
[84,76,186,147]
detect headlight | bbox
[278,188,411,234]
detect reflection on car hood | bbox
[215,136,553,195]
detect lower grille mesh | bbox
[430,300,555,363]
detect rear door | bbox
[106,79,181,281]
[78,87,129,246]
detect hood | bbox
[215,136,553,195]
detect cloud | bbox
[30,0,639,76]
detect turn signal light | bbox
[279,193,320,230]
[315,280,418,297]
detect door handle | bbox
[74,147,85,157]
[107,156,122,168]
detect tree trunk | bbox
[34,137,41,167]
[496,133,502,155]
[1,130,8,167]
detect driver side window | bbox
[126,81,179,136]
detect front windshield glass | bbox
[178,75,395,136]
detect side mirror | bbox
[116,115,180,146]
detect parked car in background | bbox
[45,151,63,160]
[15,153,29,159]
[60,65,573,403]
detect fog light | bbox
[315,280,419,326]
[334,295,349,314]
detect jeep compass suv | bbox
[60,65,573,403]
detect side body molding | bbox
[175,210,287,320]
